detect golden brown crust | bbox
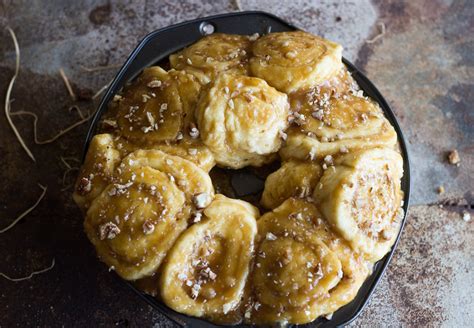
[117,67,201,144]
[100,135,216,173]
[73,134,121,212]
[170,33,251,84]
[247,198,370,324]
[250,31,343,93]
[196,73,289,169]
[84,149,214,280]
[280,91,397,161]
[261,160,322,209]
[313,147,404,262]
[160,195,258,323]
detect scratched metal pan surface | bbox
[82,11,411,328]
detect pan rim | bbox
[81,10,411,328]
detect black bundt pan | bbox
[82,11,411,328]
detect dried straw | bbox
[80,64,121,72]
[0,184,47,233]
[0,258,55,282]
[59,68,76,101]
[10,110,91,145]
[366,22,386,44]
[4,27,36,162]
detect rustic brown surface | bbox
[0,1,472,327]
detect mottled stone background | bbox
[0,0,472,327]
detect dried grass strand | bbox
[80,64,121,72]
[0,258,55,282]
[366,22,386,44]
[235,0,242,11]
[0,184,47,233]
[69,105,85,120]
[10,110,91,145]
[59,68,76,101]
[60,156,79,188]
[62,167,79,187]
[4,27,36,162]
[60,156,79,169]
[92,83,110,100]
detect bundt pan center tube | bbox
[80,11,410,328]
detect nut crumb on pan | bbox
[193,192,211,209]
[324,154,333,165]
[147,80,162,88]
[248,33,260,41]
[142,94,151,102]
[462,211,471,222]
[293,112,306,126]
[223,302,233,314]
[324,313,333,320]
[189,123,200,138]
[192,211,202,223]
[448,149,460,165]
[99,222,121,240]
[285,50,297,59]
[266,232,277,241]
[142,221,155,235]
[77,177,92,195]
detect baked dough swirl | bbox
[170,33,251,84]
[152,138,216,173]
[250,31,343,93]
[314,147,404,262]
[280,93,398,161]
[97,134,215,173]
[160,195,258,322]
[84,149,214,280]
[248,198,370,324]
[261,160,322,209]
[117,67,201,144]
[73,133,121,211]
[196,73,289,169]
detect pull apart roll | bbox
[108,135,216,173]
[247,198,370,325]
[73,133,121,211]
[314,148,404,262]
[196,73,290,169]
[310,66,359,99]
[280,93,397,161]
[84,149,214,280]
[160,195,258,323]
[250,31,343,93]
[170,33,252,84]
[151,138,216,172]
[117,67,201,144]
[261,160,322,209]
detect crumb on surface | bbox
[462,211,471,222]
[448,150,460,165]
